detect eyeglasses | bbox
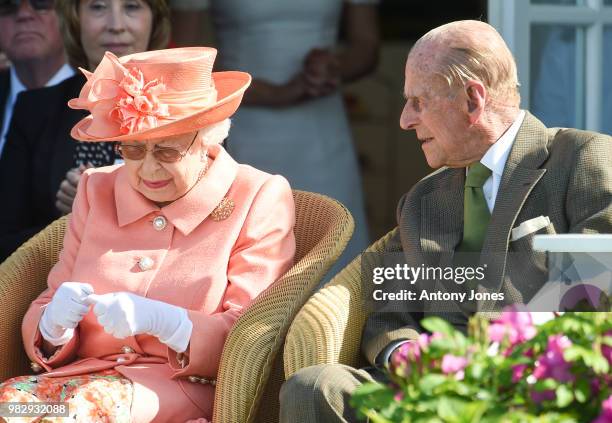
[0,0,55,16]
[114,132,198,163]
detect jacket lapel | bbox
[480,112,549,294]
[420,167,464,255]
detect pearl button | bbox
[117,357,127,363]
[121,346,134,354]
[188,376,200,383]
[138,256,154,271]
[30,362,42,373]
[153,216,167,231]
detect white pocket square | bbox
[511,216,551,242]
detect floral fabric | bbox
[0,370,132,422]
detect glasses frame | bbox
[115,132,199,163]
[0,0,55,15]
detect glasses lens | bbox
[117,144,146,160]
[0,0,17,15]
[153,148,182,163]
[30,0,54,10]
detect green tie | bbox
[457,162,492,252]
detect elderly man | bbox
[279,20,612,423]
[0,0,72,157]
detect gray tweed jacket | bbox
[362,112,612,365]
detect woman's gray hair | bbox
[199,119,231,145]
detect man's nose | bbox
[400,104,418,130]
[15,0,37,21]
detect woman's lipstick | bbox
[143,179,171,189]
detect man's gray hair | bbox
[414,21,521,105]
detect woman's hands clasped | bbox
[39,282,94,346]
[39,283,192,353]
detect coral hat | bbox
[68,47,251,142]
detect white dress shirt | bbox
[478,110,526,212]
[0,63,74,156]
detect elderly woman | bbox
[0,48,295,422]
[0,0,170,261]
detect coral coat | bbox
[21,144,296,422]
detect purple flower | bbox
[533,335,574,383]
[441,354,468,380]
[391,341,422,378]
[488,308,537,346]
[531,390,556,404]
[592,395,612,423]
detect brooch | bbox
[210,197,234,221]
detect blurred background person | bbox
[171,0,380,270]
[0,0,170,261]
[0,0,73,158]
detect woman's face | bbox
[121,131,208,206]
[79,0,153,70]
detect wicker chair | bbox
[0,190,354,423]
[283,228,397,378]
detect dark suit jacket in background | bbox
[361,112,612,365]
[0,74,87,261]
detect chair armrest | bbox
[283,229,398,378]
[0,216,67,381]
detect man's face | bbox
[0,0,64,64]
[399,54,479,169]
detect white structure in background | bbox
[488,0,612,135]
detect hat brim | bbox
[70,71,251,142]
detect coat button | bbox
[30,362,42,373]
[188,376,200,383]
[152,216,167,231]
[138,257,154,271]
[121,346,134,354]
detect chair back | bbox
[213,190,354,423]
[283,228,397,379]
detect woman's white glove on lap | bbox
[87,292,193,353]
[39,282,94,346]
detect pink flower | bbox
[110,67,169,134]
[441,354,468,380]
[592,395,612,423]
[488,308,537,346]
[511,364,528,383]
[533,335,574,383]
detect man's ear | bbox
[465,80,486,124]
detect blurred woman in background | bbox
[0,0,170,261]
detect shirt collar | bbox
[480,110,526,176]
[115,143,239,235]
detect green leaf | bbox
[419,374,448,394]
[555,385,574,408]
[421,317,457,337]
[436,397,488,423]
[574,378,590,404]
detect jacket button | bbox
[138,256,154,271]
[152,216,167,231]
[121,346,134,354]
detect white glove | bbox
[39,282,94,346]
[87,292,193,353]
